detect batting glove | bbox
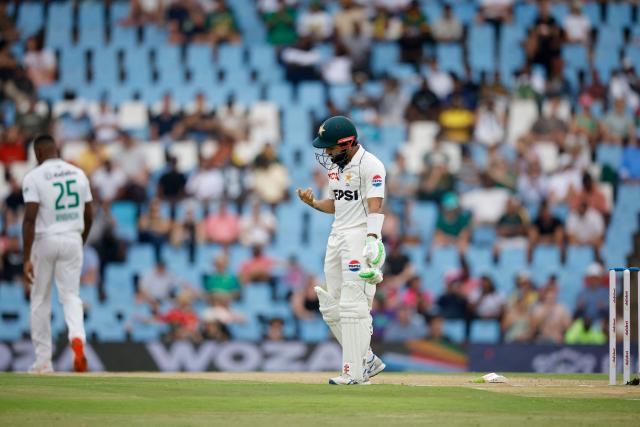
[363,236,385,268]
[358,268,384,284]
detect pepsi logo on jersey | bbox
[333,189,359,201]
[372,175,383,187]
[348,260,361,272]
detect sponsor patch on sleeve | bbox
[372,175,383,187]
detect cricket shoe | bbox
[329,375,371,385]
[28,361,54,374]
[71,338,87,373]
[364,353,386,379]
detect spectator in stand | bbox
[334,0,369,40]
[525,0,563,75]
[80,245,100,288]
[282,256,307,297]
[569,172,608,218]
[433,4,463,43]
[157,157,187,207]
[398,1,431,65]
[439,94,475,144]
[114,133,149,204]
[493,197,529,259]
[342,22,372,75]
[22,34,56,87]
[297,1,333,42]
[186,156,225,203]
[182,92,216,142]
[91,159,127,203]
[379,77,409,125]
[238,246,276,286]
[563,1,591,45]
[486,147,516,190]
[619,138,640,183]
[583,69,607,103]
[120,0,165,26]
[239,200,276,248]
[417,141,454,203]
[91,100,120,144]
[436,274,469,320]
[150,94,183,142]
[0,3,19,41]
[170,206,200,263]
[371,5,402,41]
[16,99,50,141]
[600,98,636,145]
[518,96,568,149]
[433,192,472,253]
[4,174,24,212]
[0,126,26,165]
[571,98,599,147]
[528,197,562,250]
[387,151,418,211]
[138,198,173,261]
[400,276,433,318]
[566,200,605,253]
[322,43,352,85]
[477,0,513,31]
[405,78,440,122]
[76,135,108,177]
[529,283,571,344]
[427,59,454,101]
[207,0,241,44]
[473,99,505,147]
[383,241,414,289]
[469,275,505,321]
[502,292,532,343]
[383,306,428,342]
[158,292,201,341]
[0,209,23,282]
[202,200,240,246]
[265,318,286,341]
[460,173,510,224]
[201,292,245,335]
[281,38,321,85]
[137,260,184,309]
[292,276,320,320]
[264,0,298,46]
[564,315,606,345]
[204,253,241,299]
[251,144,290,206]
[55,103,93,143]
[575,262,608,321]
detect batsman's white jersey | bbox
[321,146,385,381]
[22,158,92,368]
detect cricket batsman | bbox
[22,134,93,373]
[296,116,386,385]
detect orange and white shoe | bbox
[71,338,87,373]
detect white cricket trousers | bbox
[30,232,85,365]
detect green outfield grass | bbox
[0,373,637,426]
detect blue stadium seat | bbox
[17,2,44,39]
[0,283,24,307]
[297,81,326,116]
[452,2,477,24]
[228,312,263,341]
[298,317,329,343]
[104,264,135,303]
[562,44,588,71]
[372,43,399,75]
[242,283,273,314]
[566,245,595,269]
[607,2,632,26]
[130,321,167,342]
[110,1,130,25]
[550,3,569,22]
[111,26,138,48]
[582,2,601,25]
[472,226,497,247]
[436,43,464,76]
[514,2,538,28]
[110,201,138,241]
[59,48,87,87]
[465,245,493,277]
[267,83,293,107]
[328,84,355,111]
[92,46,120,89]
[442,319,466,343]
[410,201,438,244]
[497,247,526,272]
[470,320,500,344]
[78,2,105,48]
[127,244,156,273]
[218,44,244,71]
[467,25,496,73]
[532,245,561,272]
[431,245,460,271]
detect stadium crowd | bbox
[1,0,639,346]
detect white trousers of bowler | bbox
[324,227,375,380]
[30,232,85,365]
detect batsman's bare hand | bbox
[296,187,315,207]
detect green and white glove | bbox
[358,267,384,284]
[362,235,385,268]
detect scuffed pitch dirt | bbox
[70,372,640,398]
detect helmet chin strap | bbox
[332,142,358,171]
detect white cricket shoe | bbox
[329,375,371,385]
[365,354,386,379]
[28,361,54,374]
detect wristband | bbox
[366,213,384,239]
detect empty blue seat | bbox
[514,2,538,27]
[297,81,326,116]
[472,226,497,247]
[410,201,438,243]
[431,246,460,271]
[130,321,167,342]
[467,25,495,73]
[550,3,569,22]
[498,247,526,272]
[242,283,273,314]
[0,283,24,306]
[127,244,156,273]
[442,319,466,343]
[596,144,624,168]
[372,43,399,75]
[532,245,561,272]
[566,245,595,269]
[607,2,632,26]
[562,44,588,71]
[298,317,329,343]
[470,320,500,344]
[436,43,464,76]
[110,201,138,241]
[228,313,263,341]
[217,44,244,71]
[465,245,493,276]
[17,2,44,39]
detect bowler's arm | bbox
[22,202,39,284]
[82,202,93,244]
[296,187,335,214]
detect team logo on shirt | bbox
[372,175,383,187]
[348,260,361,272]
